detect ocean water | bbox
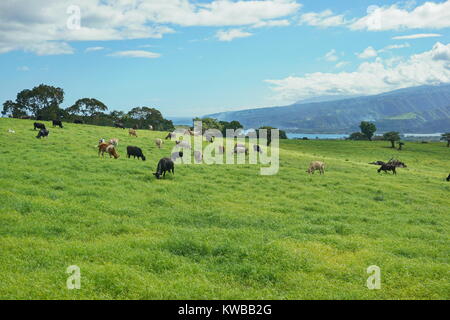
[287,133,349,140]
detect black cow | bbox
[126,146,146,161]
[36,129,49,139]
[446,174,450,182]
[74,119,83,124]
[377,161,407,175]
[114,122,125,129]
[133,124,139,130]
[34,122,46,130]
[153,158,174,179]
[52,120,63,128]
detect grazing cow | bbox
[114,122,125,129]
[155,138,163,148]
[34,122,46,130]
[447,174,450,182]
[74,119,83,124]
[165,132,176,140]
[234,146,249,155]
[52,120,63,128]
[372,159,407,175]
[377,163,399,175]
[129,129,138,137]
[153,158,175,179]
[171,151,184,161]
[109,138,119,147]
[20,115,31,119]
[307,161,325,175]
[253,144,263,153]
[36,129,49,139]
[148,125,154,130]
[98,143,120,159]
[194,151,203,163]
[175,140,191,149]
[127,146,146,161]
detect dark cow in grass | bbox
[126,146,146,161]
[74,119,83,124]
[36,129,49,139]
[114,122,125,129]
[52,120,63,128]
[34,122,46,130]
[153,158,174,179]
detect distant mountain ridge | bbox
[206,84,450,133]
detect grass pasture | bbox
[0,118,449,300]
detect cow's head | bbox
[153,172,161,179]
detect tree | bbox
[383,131,401,148]
[359,121,377,141]
[441,133,450,147]
[2,100,27,118]
[67,98,108,118]
[256,126,287,146]
[220,120,243,136]
[348,132,368,140]
[127,107,174,131]
[3,84,64,120]
[193,117,223,133]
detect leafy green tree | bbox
[2,100,27,118]
[2,84,64,120]
[220,120,243,136]
[256,126,287,146]
[67,98,108,118]
[193,117,223,133]
[127,107,174,131]
[383,131,401,148]
[348,132,368,140]
[359,121,377,141]
[441,133,450,147]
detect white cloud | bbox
[392,33,442,40]
[0,0,300,55]
[109,50,161,59]
[17,66,30,72]
[85,46,104,52]
[215,29,253,42]
[324,49,338,62]
[299,9,351,27]
[252,19,290,28]
[351,1,450,31]
[357,46,378,59]
[335,61,350,69]
[265,42,450,104]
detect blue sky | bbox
[1,0,450,117]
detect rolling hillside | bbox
[207,84,450,133]
[0,118,449,299]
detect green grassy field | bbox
[0,118,448,300]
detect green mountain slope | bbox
[208,84,450,133]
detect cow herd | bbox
[11,120,450,181]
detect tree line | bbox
[349,121,450,149]
[1,84,175,131]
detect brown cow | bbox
[307,161,325,175]
[129,129,137,137]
